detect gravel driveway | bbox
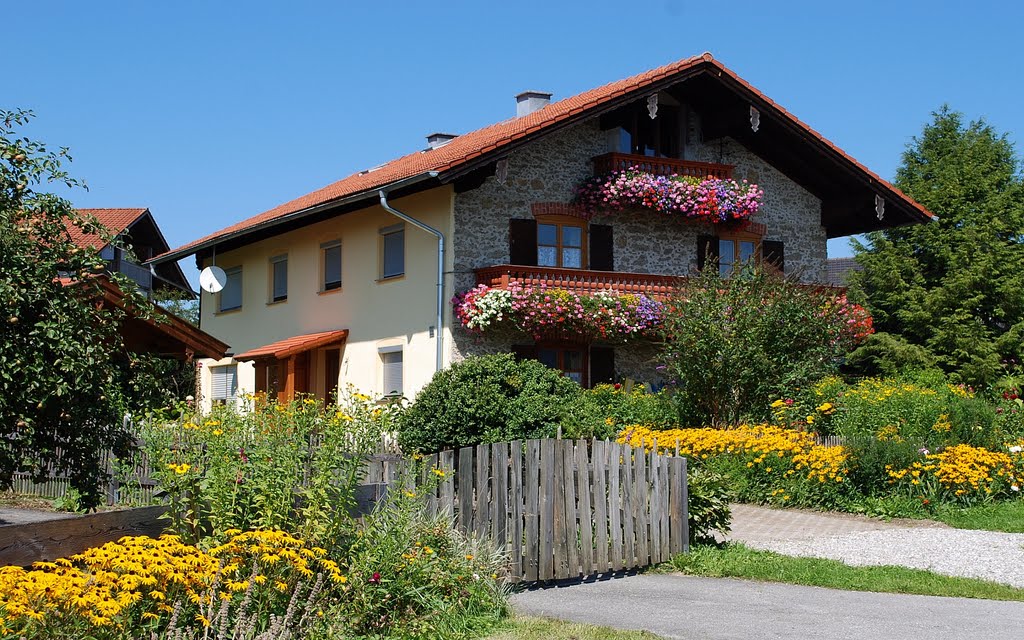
[726,503,1024,588]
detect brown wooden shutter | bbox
[509,219,538,266]
[589,224,614,271]
[763,240,785,274]
[697,235,719,271]
[589,346,616,387]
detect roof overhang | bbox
[154,54,933,263]
[88,277,229,359]
[234,330,349,363]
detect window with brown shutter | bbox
[589,224,614,271]
[509,219,538,266]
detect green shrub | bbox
[994,387,1024,440]
[326,486,509,639]
[844,436,924,497]
[562,383,678,440]
[141,389,397,546]
[686,465,733,544]
[660,266,870,426]
[803,375,996,448]
[398,354,581,453]
[843,331,941,378]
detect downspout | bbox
[378,178,445,373]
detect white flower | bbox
[1009,445,1022,453]
[1012,485,1020,492]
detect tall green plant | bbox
[851,106,1024,387]
[0,109,163,508]
[659,267,866,425]
[142,389,399,545]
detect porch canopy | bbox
[234,329,349,402]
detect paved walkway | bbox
[511,574,1024,640]
[722,503,947,544]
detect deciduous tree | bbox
[0,109,153,507]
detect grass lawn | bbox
[932,500,1024,533]
[484,616,661,639]
[668,543,1024,602]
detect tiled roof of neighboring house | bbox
[70,208,149,250]
[233,330,349,362]
[156,53,935,263]
[827,257,864,287]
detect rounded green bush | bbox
[397,354,582,453]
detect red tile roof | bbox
[234,330,349,362]
[158,53,933,262]
[70,208,148,250]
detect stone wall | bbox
[694,137,826,282]
[449,116,828,371]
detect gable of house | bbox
[75,208,192,295]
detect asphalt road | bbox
[511,574,1024,640]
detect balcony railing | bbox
[112,259,153,293]
[475,265,683,299]
[592,152,734,179]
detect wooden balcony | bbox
[475,265,683,299]
[592,152,734,179]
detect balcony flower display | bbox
[575,168,764,223]
[454,282,663,341]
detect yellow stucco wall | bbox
[196,187,456,410]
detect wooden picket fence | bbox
[9,445,158,507]
[7,437,689,581]
[387,438,689,582]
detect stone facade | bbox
[694,137,826,282]
[449,114,828,378]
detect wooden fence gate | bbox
[405,438,688,582]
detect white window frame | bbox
[379,345,403,397]
[321,240,342,292]
[211,365,238,405]
[269,254,288,303]
[218,266,243,312]
[380,224,405,280]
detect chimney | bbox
[426,132,458,149]
[516,91,552,117]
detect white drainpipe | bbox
[378,177,445,372]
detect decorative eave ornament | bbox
[495,157,509,185]
[647,94,659,119]
[875,194,885,221]
[749,105,760,133]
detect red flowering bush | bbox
[575,168,764,223]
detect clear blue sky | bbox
[11,1,1022,285]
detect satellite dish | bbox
[199,266,227,293]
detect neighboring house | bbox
[826,257,865,287]
[62,207,226,361]
[152,53,934,410]
[72,208,193,298]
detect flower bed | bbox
[0,530,341,637]
[886,442,1023,503]
[453,282,663,341]
[575,168,764,223]
[617,424,851,507]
